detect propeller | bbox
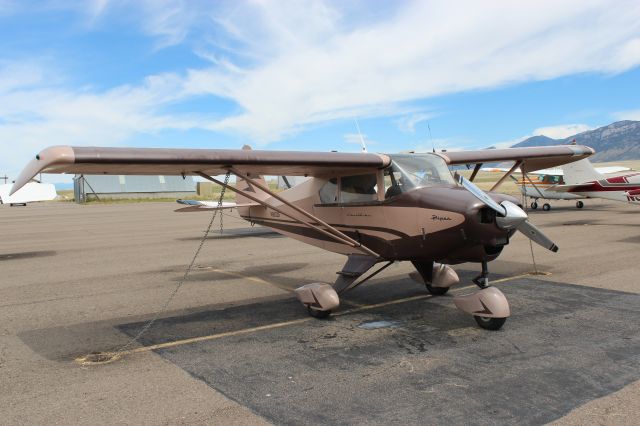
[457,174,559,252]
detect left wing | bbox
[175,199,259,211]
[439,145,594,174]
[177,200,240,208]
[11,146,390,195]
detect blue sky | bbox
[1,0,640,182]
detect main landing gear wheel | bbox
[474,316,507,330]
[425,283,449,295]
[542,203,551,211]
[576,201,584,209]
[530,201,538,209]
[307,307,331,319]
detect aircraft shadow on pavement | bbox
[617,235,640,245]
[176,227,283,241]
[169,262,313,292]
[129,277,640,426]
[0,250,57,261]
[15,271,471,360]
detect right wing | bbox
[11,146,390,195]
[441,145,594,174]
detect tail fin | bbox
[562,159,603,184]
[235,145,269,206]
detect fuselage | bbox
[567,173,640,204]
[511,175,583,200]
[236,153,518,264]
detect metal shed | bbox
[74,174,196,202]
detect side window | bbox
[340,174,377,203]
[319,178,338,203]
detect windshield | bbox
[384,154,456,197]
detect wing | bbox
[595,166,632,174]
[11,146,390,195]
[481,167,565,176]
[175,199,258,210]
[439,145,594,174]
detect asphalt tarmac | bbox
[1,199,638,425]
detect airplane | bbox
[482,164,631,211]
[10,144,594,330]
[0,180,57,206]
[547,158,640,205]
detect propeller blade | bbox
[457,175,506,216]
[517,220,559,252]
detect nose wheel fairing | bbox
[453,287,511,319]
[453,260,510,329]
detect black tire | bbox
[425,283,449,295]
[542,203,551,211]
[474,316,507,330]
[308,307,331,319]
[530,201,538,209]
[576,201,584,209]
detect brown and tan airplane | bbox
[11,144,594,330]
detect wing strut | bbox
[469,163,482,182]
[197,171,380,258]
[490,160,522,192]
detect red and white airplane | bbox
[549,158,640,204]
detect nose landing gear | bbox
[453,260,510,330]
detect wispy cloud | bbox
[487,123,594,149]
[0,63,205,177]
[613,109,640,121]
[163,0,640,141]
[532,124,594,139]
[395,113,434,134]
[413,138,473,153]
[343,132,377,150]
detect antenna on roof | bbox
[354,119,368,153]
[428,122,435,153]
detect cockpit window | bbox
[319,178,338,203]
[340,173,378,203]
[384,154,456,198]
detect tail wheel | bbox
[474,316,506,330]
[530,202,538,209]
[576,201,584,209]
[542,203,551,211]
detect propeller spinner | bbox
[457,175,559,252]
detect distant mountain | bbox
[512,120,640,161]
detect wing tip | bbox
[10,146,75,195]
